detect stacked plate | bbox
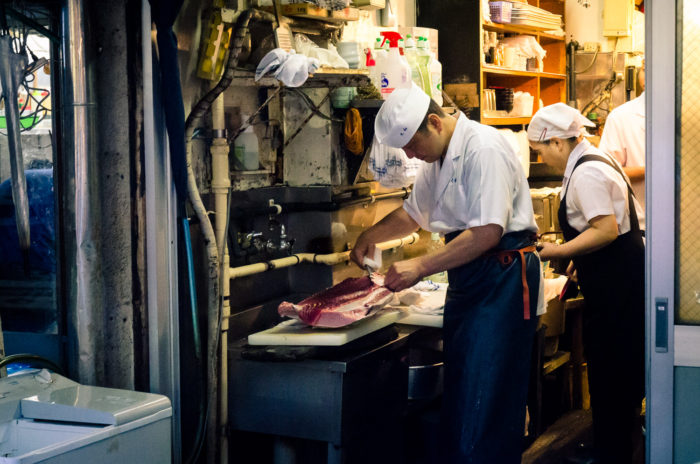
[510,3,562,30]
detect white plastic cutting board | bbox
[248,310,401,346]
[398,312,443,328]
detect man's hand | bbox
[350,233,375,268]
[384,257,427,292]
[349,207,420,268]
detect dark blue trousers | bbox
[441,231,540,464]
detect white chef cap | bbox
[527,103,595,142]
[374,83,431,148]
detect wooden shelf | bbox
[543,350,571,375]
[482,21,565,41]
[417,0,567,128]
[482,116,531,125]
[229,68,370,88]
[483,65,566,80]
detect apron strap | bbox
[564,154,642,234]
[486,245,537,320]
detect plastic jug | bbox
[423,232,448,283]
[414,37,432,95]
[426,40,443,106]
[377,31,411,99]
[404,34,423,90]
[233,116,259,171]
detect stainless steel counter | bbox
[228,324,440,464]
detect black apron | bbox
[558,153,645,464]
[441,230,540,463]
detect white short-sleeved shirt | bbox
[561,140,644,234]
[403,113,537,235]
[598,92,645,210]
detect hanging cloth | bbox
[344,108,364,155]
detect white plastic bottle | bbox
[415,37,433,96]
[377,31,412,99]
[233,116,259,171]
[426,39,443,106]
[423,232,448,283]
[404,34,422,90]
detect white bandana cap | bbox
[374,82,431,148]
[527,102,595,142]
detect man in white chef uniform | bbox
[351,83,543,463]
[599,60,645,213]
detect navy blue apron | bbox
[441,230,540,463]
[558,154,645,464]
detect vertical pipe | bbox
[210,93,230,464]
[62,0,102,384]
[0,37,30,262]
[142,0,181,460]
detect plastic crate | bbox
[489,1,512,23]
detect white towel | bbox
[397,281,448,315]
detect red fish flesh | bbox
[278,274,394,328]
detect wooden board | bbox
[248,310,401,346]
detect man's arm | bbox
[624,166,645,182]
[350,206,420,267]
[383,223,503,291]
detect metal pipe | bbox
[183,12,271,461]
[210,93,230,464]
[62,0,102,384]
[230,188,412,218]
[0,36,30,265]
[228,233,420,280]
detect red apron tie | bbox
[486,245,537,320]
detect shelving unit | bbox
[417,0,567,127]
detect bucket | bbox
[404,348,444,401]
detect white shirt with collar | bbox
[598,92,645,210]
[561,139,645,234]
[403,112,537,235]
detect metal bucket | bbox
[404,348,444,401]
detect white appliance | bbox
[0,369,172,463]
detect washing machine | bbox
[0,369,172,463]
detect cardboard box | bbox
[281,3,328,20]
[540,296,565,338]
[397,26,438,58]
[328,7,360,22]
[444,83,479,109]
[351,0,385,10]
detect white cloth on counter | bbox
[396,280,448,315]
[255,48,321,87]
[543,274,568,304]
[530,186,562,199]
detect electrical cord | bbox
[0,353,64,376]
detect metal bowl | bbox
[404,348,444,401]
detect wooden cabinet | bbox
[417,0,567,126]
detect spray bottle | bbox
[377,31,411,99]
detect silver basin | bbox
[404,348,444,401]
